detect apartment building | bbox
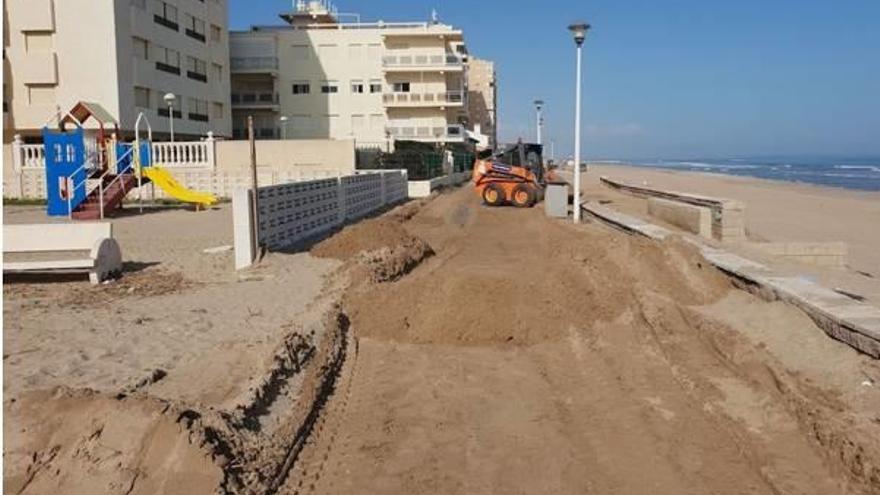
[229,1,471,148]
[466,57,497,150]
[3,0,232,141]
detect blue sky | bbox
[230,1,880,160]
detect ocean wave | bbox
[662,161,761,170]
[834,165,880,173]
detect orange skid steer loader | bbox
[472,141,550,207]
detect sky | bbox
[229,0,880,160]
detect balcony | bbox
[382,53,463,72]
[386,124,465,143]
[231,92,279,110]
[383,90,465,108]
[230,57,279,74]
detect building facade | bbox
[466,57,497,150]
[3,0,232,141]
[229,2,470,148]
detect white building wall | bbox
[3,0,231,140]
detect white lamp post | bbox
[163,92,177,142]
[279,115,289,140]
[569,22,589,223]
[534,99,544,145]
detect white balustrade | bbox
[150,140,215,169]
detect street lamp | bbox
[279,115,289,140]
[534,99,544,145]
[569,21,589,223]
[163,92,177,142]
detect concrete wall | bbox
[647,197,712,239]
[746,242,848,268]
[234,170,408,269]
[407,171,471,198]
[214,138,355,173]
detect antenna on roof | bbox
[431,8,439,24]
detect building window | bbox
[186,56,207,82]
[134,86,151,108]
[369,80,382,94]
[350,81,364,94]
[188,98,209,122]
[212,63,223,81]
[210,24,222,42]
[27,84,56,106]
[132,37,149,60]
[184,14,206,42]
[292,82,310,95]
[321,81,338,94]
[212,102,224,119]
[153,1,179,31]
[392,82,410,93]
[155,46,180,75]
[157,104,182,118]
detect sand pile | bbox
[312,207,435,283]
[343,194,729,346]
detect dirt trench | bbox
[284,186,880,495]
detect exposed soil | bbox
[4,187,879,494]
[283,187,880,495]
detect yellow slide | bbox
[143,166,217,207]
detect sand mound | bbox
[311,206,435,283]
[344,196,729,346]
[3,389,222,495]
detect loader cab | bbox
[495,141,545,184]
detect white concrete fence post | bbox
[233,187,256,270]
[12,134,24,172]
[205,131,216,170]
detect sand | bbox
[284,187,880,494]
[4,186,880,494]
[580,164,880,302]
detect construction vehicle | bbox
[472,140,552,207]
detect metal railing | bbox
[382,90,465,106]
[382,53,463,68]
[230,57,279,72]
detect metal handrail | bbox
[66,161,97,219]
[96,146,135,219]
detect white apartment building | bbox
[229,1,471,148]
[3,0,232,142]
[467,57,497,150]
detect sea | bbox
[613,157,880,192]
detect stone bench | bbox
[3,223,122,284]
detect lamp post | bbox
[163,92,177,142]
[279,115,289,140]
[569,22,589,223]
[534,99,544,145]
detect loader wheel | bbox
[511,185,536,208]
[482,184,505,207]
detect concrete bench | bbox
[3,223,122,284]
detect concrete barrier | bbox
[647,197,712,238]
[746,242,848,268]
[601,176,746,242]
[234,170,408,269]
[407,171,472,199]
[3,222,122,284]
